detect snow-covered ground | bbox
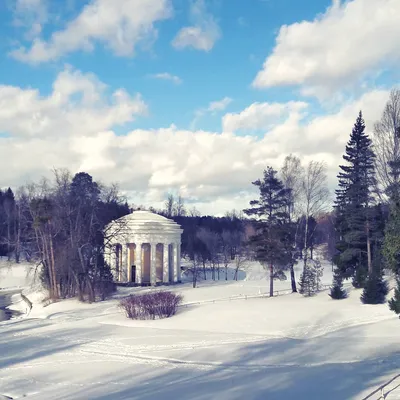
[1,257,400,399]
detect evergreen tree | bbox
[383,139,400,275]
[388,278,400,317]
[334,111,376,287]
[244,167,291,296]
[299,263,317,297]
[360,269,388,304]
[329,270,348,299]
[313,259,323,291]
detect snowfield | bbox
[1,258,400,399]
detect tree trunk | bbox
[41,230,54,299]
[290,263,297,292]
[303,216,309,273]
[71,269,84,301]
[48,222,59,299]
[7,215,11,261]
[366,219,372,275]
[269,263,274,296]
[192,263,197,288]
[86,277,95,303]
[14,205,21,263]
[234,265,239,281]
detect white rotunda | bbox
[105,210,183,286]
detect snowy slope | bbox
[0,258,399,400]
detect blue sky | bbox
[0,0,398,215]
[0,0,332,132]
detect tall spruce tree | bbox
[244,167,292,297]
[334,111,376,288]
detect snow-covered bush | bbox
[119,291,183,320]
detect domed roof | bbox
[124,210,173,223]
[111,210,183,234]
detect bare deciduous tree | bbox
[196,228,220,280]
[188,206,201,217]
[280,154,305,292]
[373,89,400,198]
[164,193,175,218]
[300,161,330,272]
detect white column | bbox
[163,243,170,283]
[121,245,128,282]
[136,243,142,285]
[127,245,131,282]
[150,242,157,286]
[177,243,181,282]
[173,242,179,283]
[105,246,112,269]
[115,245,120,282]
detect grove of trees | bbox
[0,170,131,302]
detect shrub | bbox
[119,290,183,320]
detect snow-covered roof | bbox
[108,210,183,242]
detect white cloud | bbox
[13,0,48,39]
[0,71,390,215]
[172,0,221,52]
[0,66,147,138]
[150,72,182,84]
[253,0,400,97]
[222,101,308,132]
[10,0,173,63]
[191,97,232,129]
[208,97,232,112]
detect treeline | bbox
[242,88,400,312]
[154,192,331,290]
[0,170,130,302]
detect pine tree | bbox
[329,270,348,300]
[334,111,376,287]
[299,264,317,297]
[244,167,291,297]
[388,278,400,317]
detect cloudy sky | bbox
[0,0,399,215]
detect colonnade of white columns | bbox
[111,241,181,285]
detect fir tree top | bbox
[336,111,376,208]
